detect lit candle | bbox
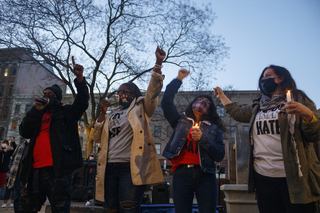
[193,123,199,129]
[286,90,291,102]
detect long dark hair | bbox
[121,82,142,98]
[185,95,225,132]
[258,65,313,103]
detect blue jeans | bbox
[173,164,218,213]
[104,162,146,213]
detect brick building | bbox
[0,48,66,142]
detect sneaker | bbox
[1,203,6,208]
[9,203,13,208]
[85,201,90,206]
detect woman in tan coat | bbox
[92,47,165,213]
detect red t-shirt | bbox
[33,113,53,168]
[171,128,200,173]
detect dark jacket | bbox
[19,78,89,186]
[0,142,17,173]
[161,79,225,174]
[225,91,320,204]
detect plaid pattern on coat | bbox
[7,141,27,189]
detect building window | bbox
[3,105,9,119]
[0,85,4,97]
[243,126,249,131]
[230,126,237,137]
[14,104,21,116]
[166,126,172,137]
[4,66,9,77]
[11,64,17,77]
[217,106,225,116]
[8,84,14,97]
[25,104,32,113]
[154,126,161,138]
[155,143,161,154]
[11,120,18,130]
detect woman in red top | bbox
[161,69,225,213]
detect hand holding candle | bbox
[191,123,202,141]
[193,123,199,129]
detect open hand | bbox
[72,56,84,82]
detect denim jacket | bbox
[161,79,225,174]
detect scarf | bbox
[259,93,285,111]
[7,142,27,188]
[260,93,303,177]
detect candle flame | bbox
[194,123,198,127]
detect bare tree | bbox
[0,0,229,157]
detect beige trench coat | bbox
[92,71,164,202]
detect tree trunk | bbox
[85,126,93,159]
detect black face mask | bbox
[260,77,279,97]
[43,96,59,110]
[118,94,134,109]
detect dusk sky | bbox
[163,0,320,107]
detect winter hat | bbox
[44,84,62,101]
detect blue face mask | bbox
[118,94,133,109]
[260,77,279,97]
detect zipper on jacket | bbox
[198,122,202,167]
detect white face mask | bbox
[1,144,7,149]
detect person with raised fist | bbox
[18,56,89,213]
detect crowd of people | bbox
[0,47,319,213]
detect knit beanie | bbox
[44,84,62,101]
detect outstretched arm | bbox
[214,87,232,106]
[69,56,89,120]
[161,69,190,128]
[144,47,165,117]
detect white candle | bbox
[286,90,291,102]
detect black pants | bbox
[3,179,13,200]
[254,170,317,213]
[19,167,71,213]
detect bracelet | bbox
[154,64,163,69]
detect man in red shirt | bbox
[19,57,89,213]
